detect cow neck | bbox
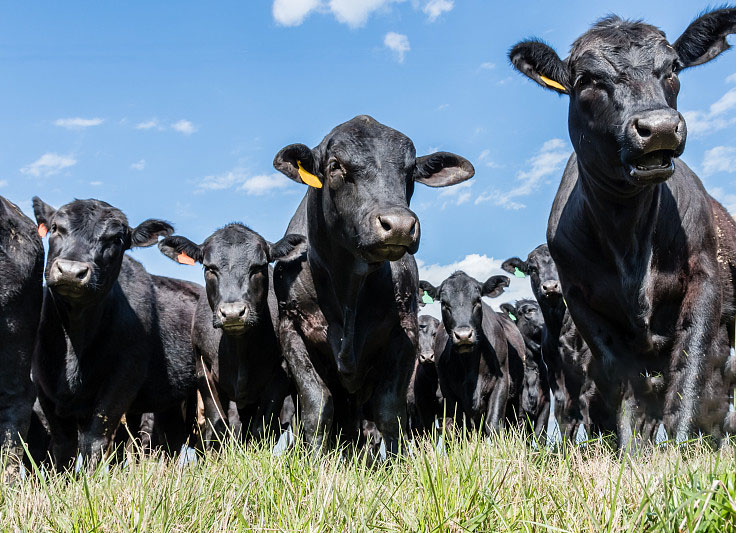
[306,192,379,376]
[578,160,661,265]
[48,284,117,354]
[537,298,565,340]
[221,310,278,366]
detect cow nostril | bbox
[75,266,89,280]
[408,220,416,236]
[634,119,651,138]
[238,307,246,317]
[378,216,392,233]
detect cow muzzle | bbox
[215,302,249,334]
[540,280,561,298]
[48,259,93,295]
[623,109,686,182]
[365,208,420,261]
[418,351,435,364]
[451,326,475,351]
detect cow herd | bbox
[1,8,736,475]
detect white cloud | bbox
[136,119,160,130]
[89,181,103,186]
[475,138,569,209]
[384,32,410,63]
[20,153,77,177]
[272,0,402,28]
[417,254,534,318]
[272,0,321,26]
[423,0,452,21]
[172,119,197,135]
[703,146,736,176]
[131,159,146,171]
[54,117,104,130]
[196,169,292,195]
[477,62,495,71]
[439,180,472,208]
[710,186,736,214]
[682,74,736,136]
[0,180,7,188]
[478,148,501,168]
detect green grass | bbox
[1,429,736,532]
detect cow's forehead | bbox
[570,17,669,65]
[56,200,128,231]
[418,315,439,328]
[203,224,268,264]
[443,272,480,297]
[320,116,415,160]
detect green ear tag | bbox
[508,312,517,321]
[422,293,434,304]
[514,267,526,278]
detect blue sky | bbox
[3,0,736,310]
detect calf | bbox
[407,314,446,435]
[510,8,736,448]
[272,115,474,455]
[158,224,304,444]
[0,196,44,472]
[419,273,524,434]
[499,299,551,441]
[32,197,201,468]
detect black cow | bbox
[158,224,305,445]
[32,198,202,468]
[272,115,474,455]
[502,246,612,442]
[0,196,44,473]
[419,273,524,434]
[407,314,446,435]
[509,9,736,448]
[499,299,551,441]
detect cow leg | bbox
[484,375,509,436]
[254,372,290,441]
[197,361,227,449]
[280,321,333,455]
[36,390,77,469]
[535,393,551,444]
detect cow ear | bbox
[158,236,203,265]
[674,8,736,69]
[482,275,510,298]
[501,257,528,276]
[32,196,56,237]
[499,302,516,316]
[419,280,439,300]
[130,219,174,248]
[273,144,322,188]
[414,152,475,187]
[268,233,307,262]
[509,39,569,94]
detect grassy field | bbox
[1,429,736,532]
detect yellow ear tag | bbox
[177,252,196,266]
[540,75,567,92]
[297,160,322,188]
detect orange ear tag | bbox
[297,160,322,188]
[38,224,48,238]
[177,252,196,266]
[540,75,567,92]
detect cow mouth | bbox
[627,150,675,181]
[49,281,90,299]
[221,323,248,335]
[453,341,474,352]
[361,243,412,263]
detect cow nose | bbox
[374,211,419,245]
[452,327,474,344]
[54,259,91,284]
[541,280,561,295]
[217,302,248,323]
[628,110,685,151]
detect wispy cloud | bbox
[477,62,495,72]
[136,119,161,130]
[423,0,453,21]
[195,169,293,195]
[54,117,104,130]
[702,145,736,176]
[20,153,77,177]
[682,73,736,136]
[131,159,146,171]
[89,181,103,186]
[478,148,501,169]
[172,119,197,135]
[475,138,569,209]
[438,180,472,208]
[417,254,533,317]
[273,0,403,28]
[384,32,410,63]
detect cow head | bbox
[417,314,441,363]
[159,224,305,334]
[420,272,509,353]
[505,299,544,344]
[510,8,736,191]
[503,244,566,323]
[274,115,474,264]
[32,197,173,305]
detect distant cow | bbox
[32,198,201,468]
[272,115,474,455]
[419,273,524,434]
[499,299,550,441]
[407,314,446,435]
[158,224,305,444]
[0,196,44,472]
[509,8,736,448]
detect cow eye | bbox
[575,73,594,89]
[328,159,343,175]
[51,223,58,233]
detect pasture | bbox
[2,431,736,531]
